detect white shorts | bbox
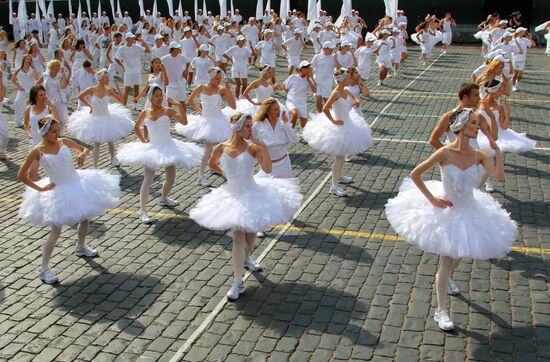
[357,67,371,81]
[286,98,308,118]
[166,86,187,102]
[287,54,300,68]
[215,54,228,64]
[124,72,142,86]
[315,81,333,98]
[377,58,392,69]
[390,51,402,63]
[231,69,248,79]
[513,59,525,71]
[442,32,452,45]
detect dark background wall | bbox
[1,0,548,42]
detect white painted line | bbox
[370,52,445,128]
[365,112,440,119]
[169,172,333,362]
[169,52,444,362]
[374,138,427,144]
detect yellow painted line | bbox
[2,195,549,254]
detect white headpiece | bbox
[334,68,348,82]
[208,67,225,80]
[260,65,271,76]
[95,68,108,82]
[231,113,250,132]
[39,115,56,136]
[450,108,473,133]
[147,84,163,100]
[484,80,502,94]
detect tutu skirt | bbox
[68,104,134,143]
[303,109,373,156]
[190,177,302,233]
[385,178,517,259]
[19,170,120,226]
[175,114,231,144]
[117,139,203,170]
[478,128,536,154]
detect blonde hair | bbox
[255,98,278,123]
[230,111,247,124]
[46,60,61,75]
[477,59,504,85]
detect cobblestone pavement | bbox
[0,45,549,361]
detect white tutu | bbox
[175,114,231,144]
[222,98,260,116]
[117,139,203,170]
[385,177,517,260]
[411,33,421,45]
[303,105,372,156]
[190,176,302,233]
[19,169,120,226]
[478,128,536,154]
[68,103,134,143]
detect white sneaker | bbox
[512,86,518,92]
[197,176,210,187]
[75,244,99,257]
[485,180,495,193]
[226,280,245,300]
[338,176,353,184]
[434,310,455,331]
[244,257,263,272]
[39,267,59,284]
[377,80,382,86]
[132,102,138,110]
[447,278,460,296]
[329,186,347,197]
[111,157,120,166]
[256,232,265,238]
[159,197,179,207]
[139,211,152,224]
[344,155,352,162]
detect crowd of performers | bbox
[0,6,546,331]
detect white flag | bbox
[218,0,227,18]
[47,1,54,16]
[116,0,121,15]
[98,0,102,18]
[316,0,321,16]
[109,0,115,19]
[138,0,145,17]
[306,0,316,20]
[68,0,73,16]
[77,0,82,27]
[203,0,207,15]
[166,0,174,17]
[18,0,28,37]
[384,0,398,20]
[153,0,158,17]
[36,1,44,43]
[280,0,288,21]
[9,0,13,25]
[38,0,47,16]
[86,0,91,18]
[335,0,352,26]
[230,0,234,17]
[255,0,263,20]
[265,0,271,13]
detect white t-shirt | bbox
[336,52,354,68]
[115,44,146,73]
[284,74,311,104]
[355,47,373,69]
[190,56,215,85]
[180,38,197,60]
[311,53,335,82]
[210,34,231,56]
[472,64,488,78]
[282,37,303,56]
[151,44,169,59]
[224,45,252,71]
[161,54,189,88]
[512,37,532,61]
[319,30,337,45]
[255,40,276,66]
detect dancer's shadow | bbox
[496,248,550,280]
[289,152,331,171]
[151,216,230,248]
[0,157,20,179]
[342,187,395,210]
[52,259,165,335]
[234,275,379,346]
[351,154,416,172]
[116,167,159,194]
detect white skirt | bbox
[175,114,231,144]
[117,139,203,170]
[68,104,134,143]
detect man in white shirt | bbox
[146,10,155,26]
[161,41,190,106]
[47,22,62,59]
[182,11,192,24]
[180,28,199,84]
[395,10,407,28]
[122,12,133,31]
[209,26,232,72]
[100,11,110,26]
[311,41,336,112]
[511,28,535,91]
[115,32,151,105]
[284,61,317,128]
[173,10,183,24]
[152,34,169,59]
[72,60,98,109]
[224,35,253,98]
[282,29,306,75]
[27,13,41,34]
[232,10,243,25]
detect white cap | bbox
[249,17,255,21]
[299,60,311,68]
[155,34,164,40]
[326,21,333,26]
[217,25,224,31]
[322,41,335,49]
[125,32,135,40]
[264,29,273,34]
[502,31,513,38]
[392,27,400,33]
[398,22,406,27]
[199,44,209,51]
[381,29,390,35]
[493,55,510,63]
[341,40,352,47]
[169,41,181,49]
[313,24,321,29]
[294,29,303,34]
[237,35,246,41]
[365,33,377,42]
[485,50,501,59]
[183,26,191,32]
[499,20,508,25]
[516,27,527,33]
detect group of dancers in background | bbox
[0,7,546,330]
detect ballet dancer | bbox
[13,54,40,128]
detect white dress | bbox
[385,152,517,259]
[303,96,373,156]
[68,95,134,143]
[18,144,120,226]
[176,93,231,143]
[476,109,536,154]
[189,148,302,232]
[117,115,203,170]
[222,85,288,118]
